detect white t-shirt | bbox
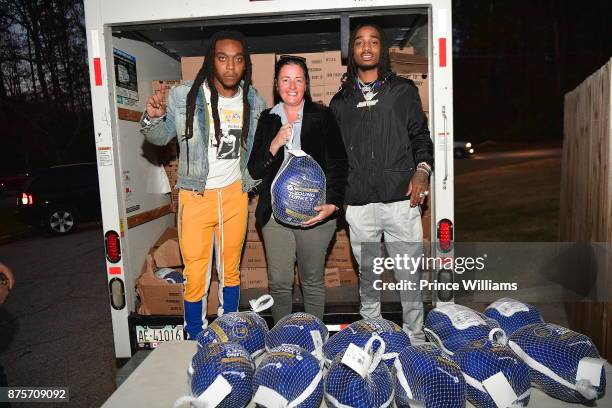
[203,83,243,189]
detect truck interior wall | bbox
[110,36,180,309]
[110,11,431,315]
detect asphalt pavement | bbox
[0,227,115,407]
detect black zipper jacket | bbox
[248,100,348,228]
[330,73,434,205]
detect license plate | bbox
[136,325,184,349]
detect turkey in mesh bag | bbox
[394,343,466,408]
[453,339,530,408]
[271,149,326,226]
[252,344,324,408]
[322,317,411,368]
[424,304,507,356]
[265,312,328,362]
[508,322,606,403]
[195,295,272,367]
[324,334,395,408]
[484,298,544,336]
[174,342,255,408]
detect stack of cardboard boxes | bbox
[240,195,269,290]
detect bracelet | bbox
[416,167,430,176]
[417,162,432,173]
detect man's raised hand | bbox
[146,90,166,119]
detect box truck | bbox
[83,0,455,360]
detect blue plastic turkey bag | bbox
[195,295,272,362]
[252,344,324,408]
[323,318,410,368]
[394,343,466,408]
[509,322,606,403]
[265,312,328,361]
[453,339,530,408]
[271,150,326,226]
[484,298,544,336]
[175,342,255,408]
[325,334,395,408]
[424,304,507,355]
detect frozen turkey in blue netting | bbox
[484,298,544,336]
[325,335,395,408]
[394,343,466,408]
[265,312,328,360]
[174,342,254,408]
[453,339,530,408]
[154,267,184,284]
[271,151,326,226]
[322,318,410,368]
[424,304,507,355]
[195,295,272,360]
[252,344,324,408]
[508,322,606,403]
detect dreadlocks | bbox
[340,23,392,97]
[184,30,253,152]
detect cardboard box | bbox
[251,54,276,89]
[136,228,220,316]
[338,268,358,286]
[241,267,268,289]
[153,237,182,268]
[335,228,349,242]
[323,51,346,87]
[389,45,415,56]
[207,280,220,316]
[181,56,205,80]
[241,241,266,268]
[151,80,181,103]
[248,195,259,213]
[397,72,429,112]
[257,85,275,108]
[246,213,261,242]
[324,268,341,288]
[324,85,340,106]
[325,240,355,269]
[136,255,184,315]
[310,85,326,106]
[389,49,427,74]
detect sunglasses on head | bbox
[278,54,307,62]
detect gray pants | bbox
[262,216,337,323]
[345,201,425,341]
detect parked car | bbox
[16,163,101,234]
[454,140,475,158]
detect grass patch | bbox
[455,157,561,242]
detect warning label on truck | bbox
[114,48,138,105]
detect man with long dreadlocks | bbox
[330,24,433,343]
[140,30,266,340]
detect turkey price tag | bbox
[196,374,232,406]
[577,357,605,387]
[341,343,371,378]
[288,149,307,157]
[482,372,518,408]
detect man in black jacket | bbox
[330,24,433,342]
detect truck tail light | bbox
[105,230,122,263]
[20,193,33,205]
[437,219,453,252]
